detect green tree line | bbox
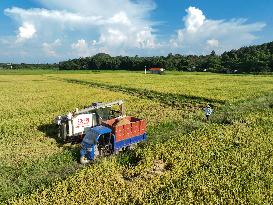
[2,41,272,73]
[0,63,58,70]
[59,41,273,73]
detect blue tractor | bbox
[80,116,147,164]
[80,126,113,164]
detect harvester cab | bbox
[55,100,125,142]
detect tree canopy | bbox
[2,41,273,73]
[59,42,273,73]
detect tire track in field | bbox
[51,77,225,109]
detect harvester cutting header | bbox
[55,100,147,164]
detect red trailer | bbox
[80,116,147,164]
[102,116,147,149]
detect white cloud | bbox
[42,39,61,56]
[1,3,267,62]
[136,27,157,48]
[71,39,89,56]
[96,26,157,49]
[4,0,158,56]
[36,0,155,19]
[207,39,219,47]
[99,29,128,46]
[17,22,36,42]
[109,12,131,26]
[184,6,205,33]
[71,39,113,57]
[170,7,266,54]
[5,7,104,28]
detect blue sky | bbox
[0,0,272,63]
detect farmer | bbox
[204,104,213,121]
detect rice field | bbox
[51,72,273,102]
[1,70,273,204]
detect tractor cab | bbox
[80,125,113,164]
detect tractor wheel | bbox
[80,155,90,165]
[113,149,120,155]
[126,144,137,151]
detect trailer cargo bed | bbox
[102,116,146,142]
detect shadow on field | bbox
[38,123,85,145]
[38,123,64,145]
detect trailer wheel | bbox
[126,144,137,151]
[80,155,90,165]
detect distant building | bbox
[7,63,12,69]
[149,68,165,74]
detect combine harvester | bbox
[55,100,147,164]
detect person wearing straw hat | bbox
[204,104,213,121]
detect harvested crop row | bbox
[57,77,224,107]
[51,72,273,103]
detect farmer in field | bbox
[204,104,213,121]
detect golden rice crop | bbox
[51,72,273,102]
[1,71,273,204]
[0,74,185,167]
[0,73,190,202]
[9,98,273,204]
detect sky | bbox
[0,0,272,63]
